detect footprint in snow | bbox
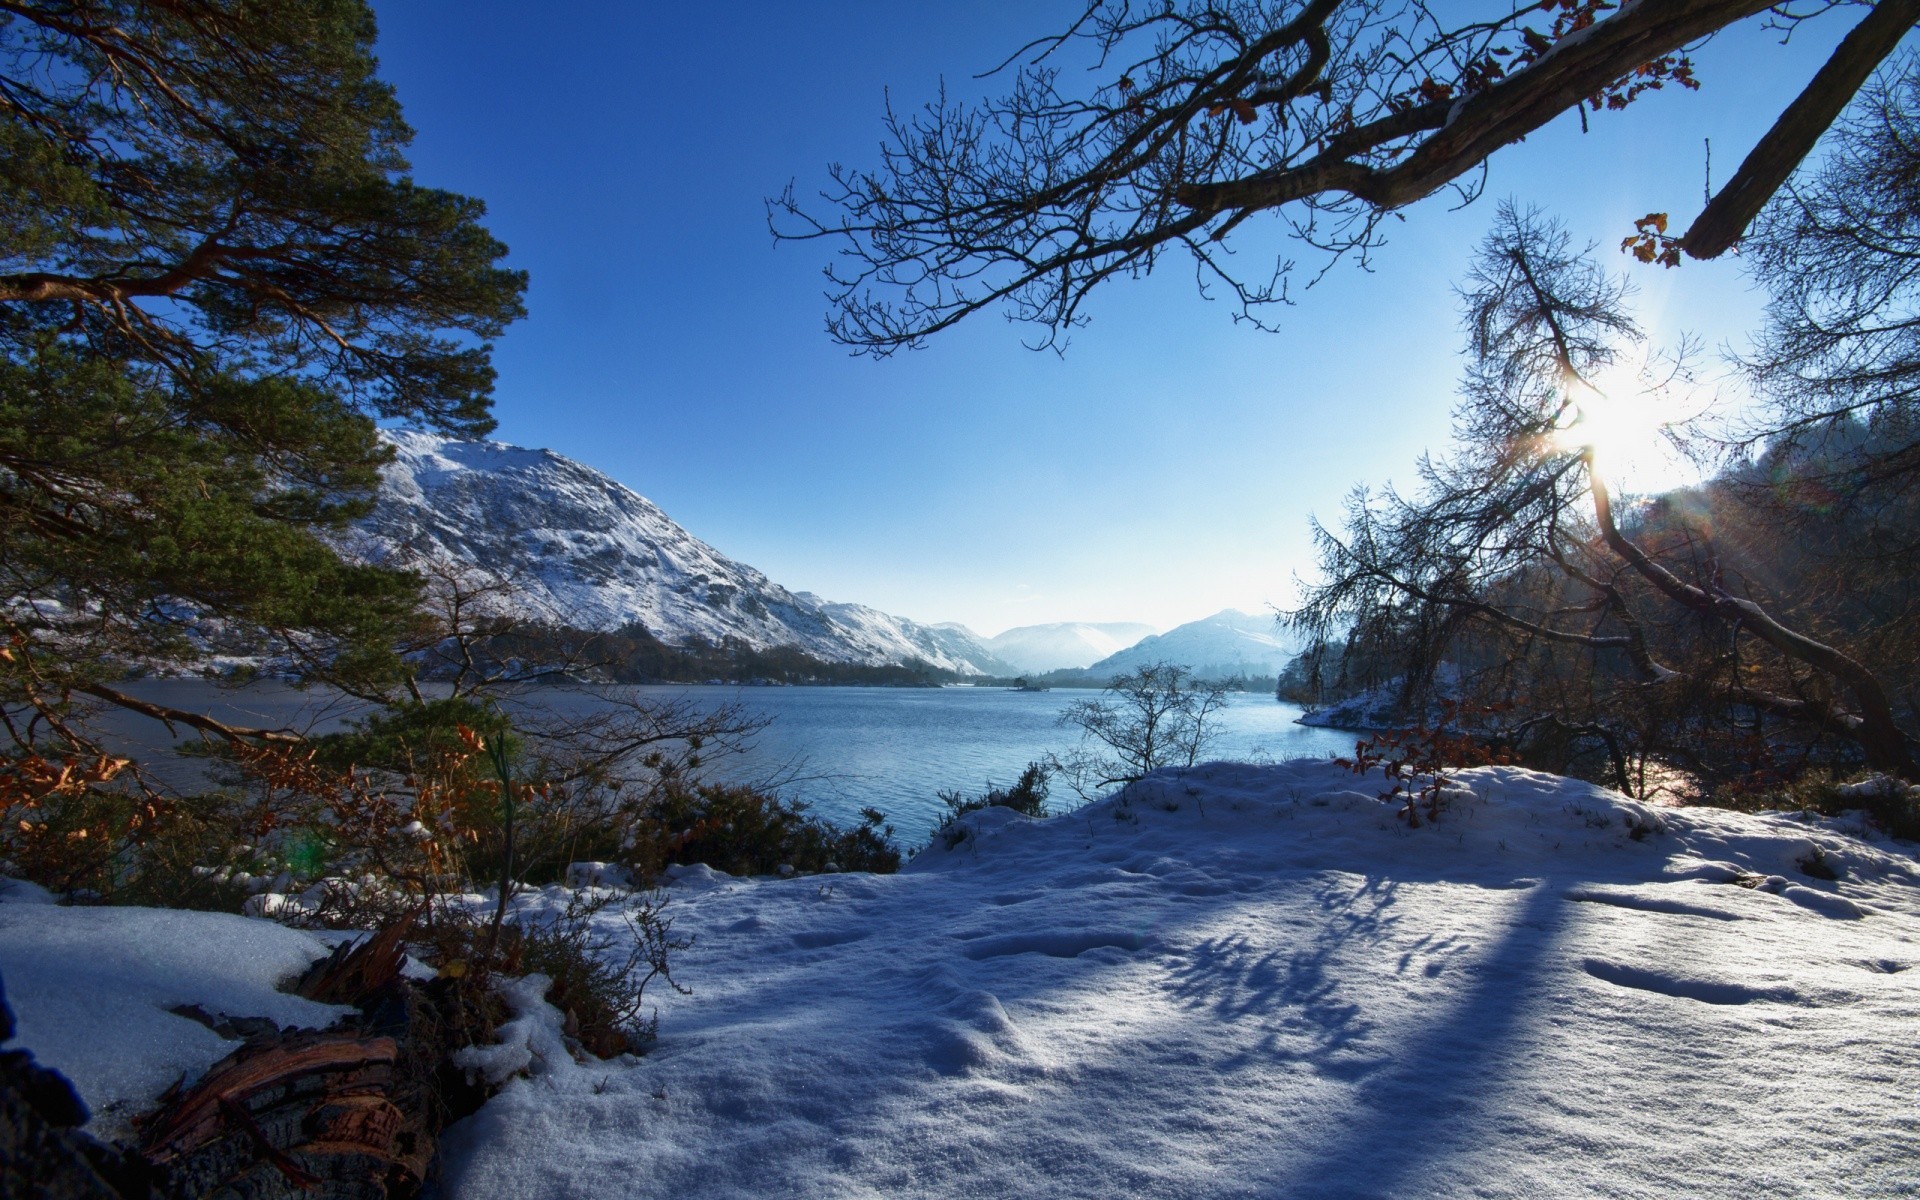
[918,990,1041,1078]
[1581,958,1804,1006]
[790,927,872,950]
[1562,885,1745,921]
[1856,959,1911,974]
[960,929,1154,961]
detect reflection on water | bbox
[103,681,1360,846]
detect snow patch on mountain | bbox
[351,431,1008,674]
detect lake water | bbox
[107,682,1360,846]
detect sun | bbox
[1552,365,1704,496]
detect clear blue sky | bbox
[368,1,1859,636]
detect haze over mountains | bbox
[354,432,1295,679]
[1086,608,1298,677]
[981,623,1159,674]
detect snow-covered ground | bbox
[0,895,353,1141]
[3,762,1917,1197]
[442,762,1920,1199]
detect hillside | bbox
[351,431,1011,675]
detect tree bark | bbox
[1588,461,1919,778]
[1179,0,1781,215]
[1683,0,1920,258]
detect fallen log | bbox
[135,917,443,1199]
[137,1028,415,1200]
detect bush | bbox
[1337,702,1516,827]
[299,882,689,1069]
[508,889,689,1057]
[1714,770,1920,841]
[1053,664,1229,798]
[629,779,900,878]
[928,762,1051,850]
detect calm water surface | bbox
[112,682,1358,845]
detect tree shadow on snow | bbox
[1163,876,1406,1075]
[1257,877,1571,1198]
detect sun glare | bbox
[1553,366,1703,496]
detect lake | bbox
[105,682,1361,846]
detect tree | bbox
[1741,58,1920,510]
[0,1,527,761]
[1295,204,1919,787]
[1054,662,1231,795]
[778,0,1920,352]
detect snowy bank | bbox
[437,761,1920,1199]
[1,762,1912,1196]
[0,901,349,1140]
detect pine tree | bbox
[0,1,526,740]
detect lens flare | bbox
[1551,366,1702,495]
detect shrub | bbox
[508,889,690,1056]
[1338,701,1516,827]
[1714,770,1920,841]
[1053,664,1229,798]
[629,779,900,878]
[928,761,1051,850]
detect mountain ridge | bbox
[982,621,1160,674]
[1086,608,1299,677]
[350,431,1016,675]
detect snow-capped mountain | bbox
[1087,609,1299,677]
[984,622,1159,674]
[351,431,1012,675]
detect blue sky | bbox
[368,2,1859,636]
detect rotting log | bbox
[136,916,443,1199]
[137,1029,418,1200]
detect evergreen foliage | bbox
[0,1,526,757]
[437,619,960,688]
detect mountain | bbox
[983,622,1159,674]
[1086,609,1299,677]
[350,431,1013,675]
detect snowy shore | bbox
[5,760,1918,1197]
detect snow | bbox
[355,431,1009,674]
[1089,609,1300,678]
[1294,668,1462,730]
[437,761,1920,1199]
[0,902,349,1139]
[452,973,591,1088]
[3,762,1912,1195]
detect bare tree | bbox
[1295,204,1918,785]
[1054,662,1232,796]
[1741,57,1920,504]
[778,0,1920,352]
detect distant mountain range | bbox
[350,431,1299,683]
[352,431,1016,675]
[981,622,1159,674]
[1086,609,1299,678]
